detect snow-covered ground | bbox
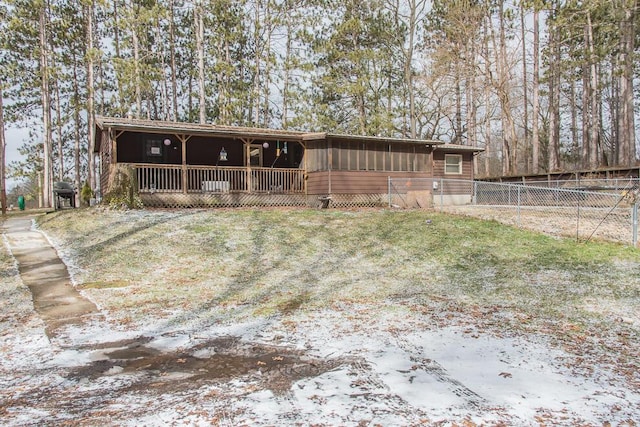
[1,210,639,425]
[2,295,639,425]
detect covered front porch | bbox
[96,117,320,202]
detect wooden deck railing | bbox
[130,164,305,194]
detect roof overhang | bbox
[327,133,444,147]
[434,143,485,153]
[94,116,324,152]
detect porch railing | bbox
[131,164,305,194]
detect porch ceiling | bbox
[95,116,326,152]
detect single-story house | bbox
[94,116,482,208]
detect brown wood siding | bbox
[307,171,432,195]
[99,129,111,195]
[307,171,330,194]
[433,151,474,180]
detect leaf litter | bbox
[1,208,639,425]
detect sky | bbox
[4,126,28,190]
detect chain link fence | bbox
[389,178,639,247]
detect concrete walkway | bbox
[2,215,98,337]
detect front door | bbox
[249,144,263,167]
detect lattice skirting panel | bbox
[320,194,388,209]
[140,193,310,208]
[139,193,389,209]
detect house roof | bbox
[434,143,484,153]
[326,133,444,146]
[94,116,466,151]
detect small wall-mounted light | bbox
[262,142,269,149]
[163,138,172,146]
[219,147,228,162]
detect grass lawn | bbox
[6,206,633,425]
[38,207,640,365]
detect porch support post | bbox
[241,138,253,192]
[327,138,332,194]
[178,134,188,194]
[111,130,118,166]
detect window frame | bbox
[444,154,463,175]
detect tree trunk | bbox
[548,19,560,171]
[53,72,64,181]
[618,0,636,166]
[262,0,272,127]
[282,10,292,129]
[72,58,81,207]
[531,8,540,173]
[195,2,206,124]
[252,0,262,126]
[569,79,579,169]
[520,3,529,172]
[489,0,517,175]
[0,85,7,215]
[406,1,416,139]
[483,20,492,176]
[86,0,96,194]
[585,11,600,169]
[169,0,178,121]
[155,14,169,121]
[40,3,53,208]
[610,56,619,164]
[132,1,142,119]
[455,62,462,144]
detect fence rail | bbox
[389,177,639,247]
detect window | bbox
[146,139,163,157]
[444,154,462,174]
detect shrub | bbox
[102,165,143,209]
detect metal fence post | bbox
[440,178,444,212]
[633,202,638,248]
[388,176,391,208]
[517,186,521,228]
[473,181,477,205]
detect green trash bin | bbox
[17,196,25,211]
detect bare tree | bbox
[531,5,540,173]
[386,0,428,138]
[520,2,530,171]
[584,9,601,169]
[487,0,519,175]
[617,0,637,166]
[0,85,6,215]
